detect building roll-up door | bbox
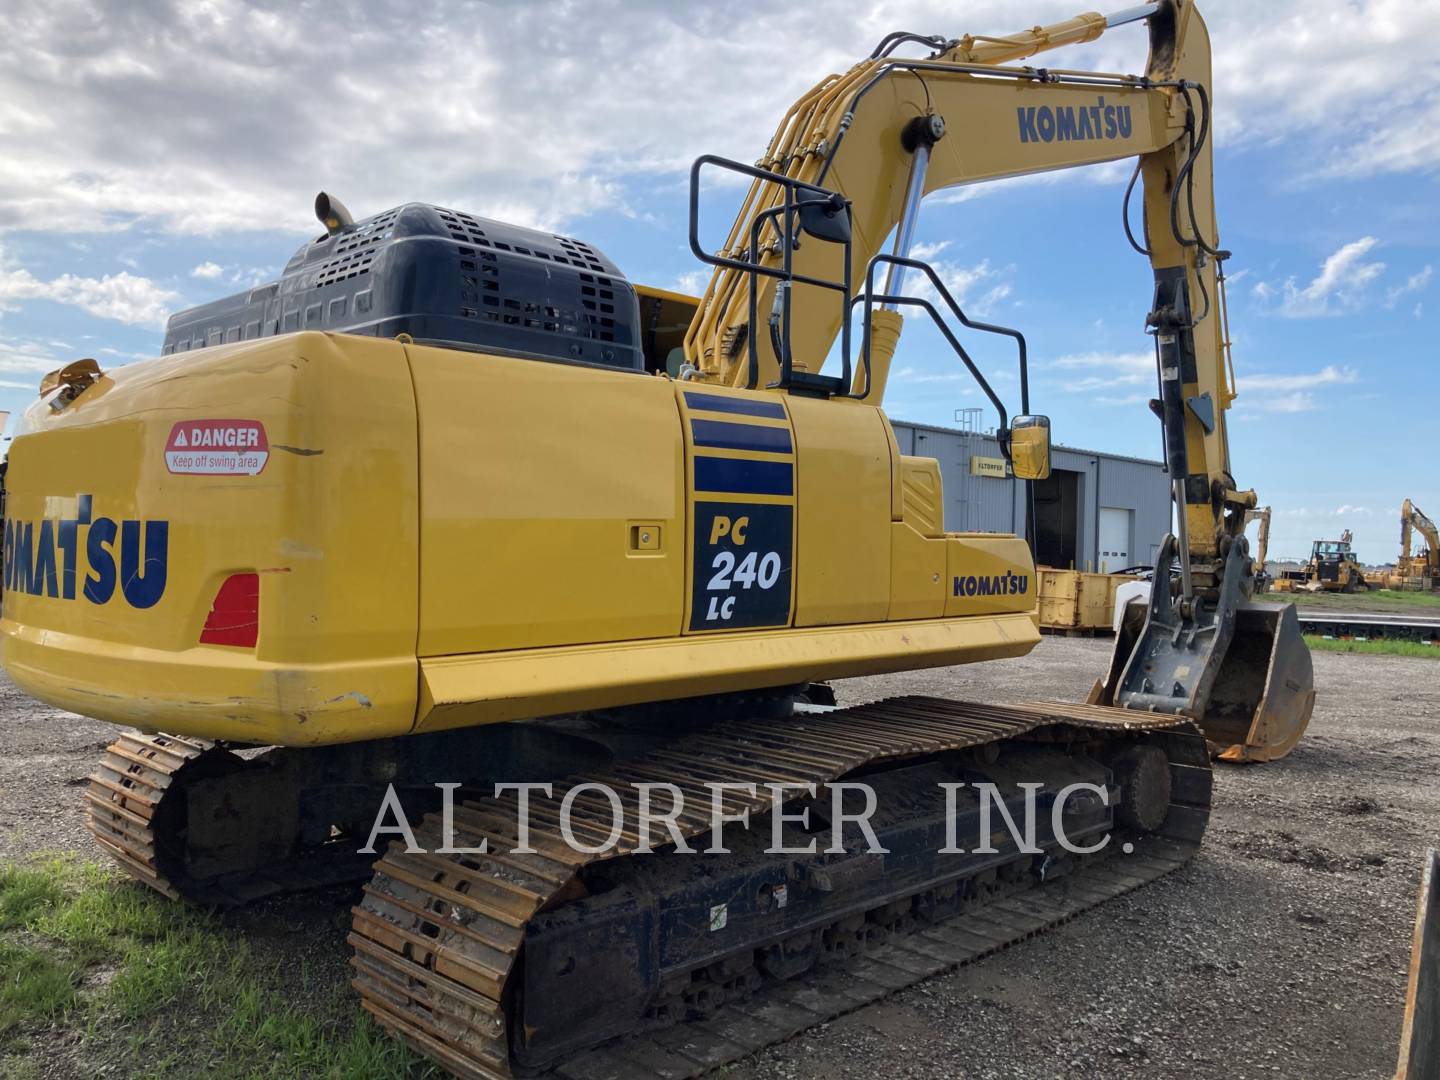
[1098,506,1133,573]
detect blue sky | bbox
[0,0,1435,563]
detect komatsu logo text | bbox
[953,572,1029,597]
[1018,98,1132,144]
[3,496,168,608]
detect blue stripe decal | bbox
[683,391,786,419]
[694,456,794,496]
[690,418,793,455]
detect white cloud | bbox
[905,258,1014,318]
[1055,353,1359,414]
[1051,351,1152,374]
[0,262,178,328]
[1256,391,1318,414]
[1096,392,1150,407]
[891,366,970,385]
[0,0,855,236]
[909,240,952,261]
[1048,350,1153,397]
[1386,265,1433,308]
[0,1,1434,243]
[0,337,62,376]
[177,259,276,289]
[1254,245,1433,320]
[1281,505,1374,519]
[1231,364,1359,414]
[930,160,1133,207]
[1255,237,1385,317]
[665,270,712,297]
[1239,364,1359,392]
[1200,2,1440,178]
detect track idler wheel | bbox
[1111,744,1172,833]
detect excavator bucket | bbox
[1094,597,1315,763]
[1397,849,1439,1080]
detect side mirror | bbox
[1009,415,1051,481]
[798,194,851,244]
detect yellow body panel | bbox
[416,612,1038,734]
[787,397,892,627]
[887,523,947,622]
[409,344,685,654]
[899,456,945,538]
[944,534,1038,619]
[1,332,1038,748]
[1,333,419,745]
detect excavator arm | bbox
[1402,499,1439,576]
[686,4,1237,531]
[1246,504,1271,576]
[683,0,1313,761]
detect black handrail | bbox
[854,253,1031,456]
[688,154,853,392]
[688,159,1032,433]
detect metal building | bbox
[890,418,1171,574]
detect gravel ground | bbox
[1,635,1436,1079]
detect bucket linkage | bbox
[1091,533,1315,763]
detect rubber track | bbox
[86,732,213,900]
[348,697,1211,1079]
[86,733,380,906]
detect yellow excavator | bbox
[0,1,1313,1075]
[1246,505,1272,592]
[1395,498,1439,590]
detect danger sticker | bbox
[165,420,269,476]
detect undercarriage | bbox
[87,694,1210,1078]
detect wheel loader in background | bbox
[1275,529,1369,593]
[0,1,1312,1075]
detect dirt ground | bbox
[1,635,1436,1080]
[1281,587,1440,617]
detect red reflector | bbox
[200,573,260,648]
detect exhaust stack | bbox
[314,192,355,236]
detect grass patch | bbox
[0,863,67,931]
[1285,587,1440,610]
[0,854,436,1077]
[1303,634,1440,659]
[0,940,79,1034]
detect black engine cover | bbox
[163,203,643,371]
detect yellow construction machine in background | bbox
[1274,529,1369,594]
[1247,504,1272,592]
[1380,499,1439,591]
